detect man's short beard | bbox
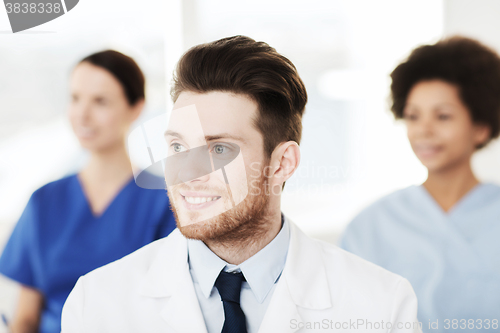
[168,172,271,244]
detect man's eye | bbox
[213,144,227,154]
[438,114,451,120]
[172,143,186,153]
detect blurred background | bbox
[1,0,500,328]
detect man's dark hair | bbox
[390,36,500,148]
[171,35,307,158]
[81,50,145,106]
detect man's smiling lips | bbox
[179,191,222,210]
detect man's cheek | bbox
[223,152,248,205]
[167,184,182,214]
[249,178,262,196]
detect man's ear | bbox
[130,98,145,122]
[268,141,301,188]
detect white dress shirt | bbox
[188,214,289,333]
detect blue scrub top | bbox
[0,174,176,333]
[340,183,500,332]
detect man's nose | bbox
[165,145,214,186]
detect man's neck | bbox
[203,209,283,265]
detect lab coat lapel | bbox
[257,278,302,333]
[258,221,333,333]
[138,229,208,333]
[159,268,208,333]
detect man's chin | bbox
[175,208,224,227]
[178,217,243,242]
[177,220,215,240]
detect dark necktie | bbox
[214,270,248,333]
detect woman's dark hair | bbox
[171,35,307,159]
[390,36,500,147]
[80,50,145,106]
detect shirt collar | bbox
[187,213,290,304]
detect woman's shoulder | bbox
[31,173,78,202]
[473,182,500,207]
[344,186,422,233]
[479,182,500,195]
[357,186,420,217]
[340,186,421,248]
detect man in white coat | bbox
[61,35,422,333]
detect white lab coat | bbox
[61,221,422,333]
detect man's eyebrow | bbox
[164,130,184,140]
[165,130,245,143]
[205,133,246,143]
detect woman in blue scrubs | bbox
[341,37,500,331]
[0,50,176,333]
